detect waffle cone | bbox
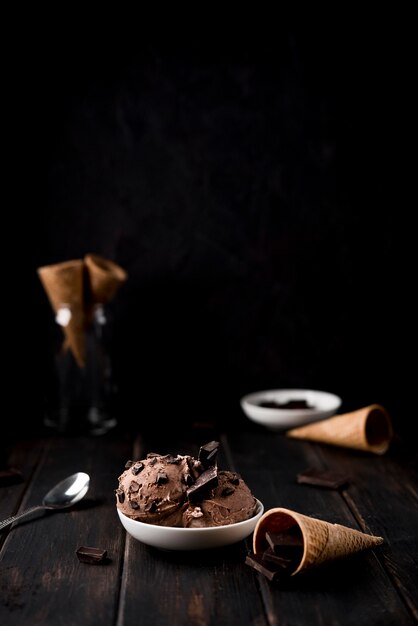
[84,254,127,305]
[286,404,393,454]
[37,260,86,367]
[253,507,383,575]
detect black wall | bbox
[7,26,414,436]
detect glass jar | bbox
[44,303,117,435]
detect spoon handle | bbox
[0,505,46,531]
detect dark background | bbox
[6,24,414,437]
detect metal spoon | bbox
[0,472,90,532]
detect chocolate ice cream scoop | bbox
[183,471,258,528]
[115,453,204,527]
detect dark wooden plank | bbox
[226,425,416,626]
[0,438,47,550]
[116,430,268,626]
[0,435,131,626]
[311,438,418,622]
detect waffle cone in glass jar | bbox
[37,260,86,367]
[84,254,127,305]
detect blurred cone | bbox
[84,254,127,305]
[37,260,86,367]
[286,404,393,454]
[253,507,383,576]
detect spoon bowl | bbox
[43,472,90,509]
[0,471,90,531]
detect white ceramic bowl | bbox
[240,388,342,431]
[117,499,264,551]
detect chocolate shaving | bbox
[297,467,350,490]
[145,501,157,513]
[222,486,235,496]
[130,501,139,509]
[129,481,140,493]
[198,441,220,469]
[131,462,144,475]
[147,452,160,458]
[124,460,133,469]
[76,546,108,565]
[187,466,218,501]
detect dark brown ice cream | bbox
[115,443,258,528]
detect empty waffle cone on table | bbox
[286,404,393,454]
[252,507,384,577]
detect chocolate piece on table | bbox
[198,441,220,468]
[0,468,24,487]
[297,467,350,490]
[245,552,288,582]
[187,466,218,501]
[76,546,108,564]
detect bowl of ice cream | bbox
[115,442,263,550]
[240,388,342,431]
[117,499,264,551]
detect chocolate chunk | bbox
[76,546,108,564]
[147,452,160,458]
[265,529,303,556]
[297,468,350,490]
[115,488,125,503]
[0,468,24,487]
[166,455,181,464]
[130,501,139,509]
[129,481,140,493]
[156,472,168,485]
[245,552,287,582]
[124,460,133,469]
[131,462,144,475]
[258,399,313,409]
[187,466,218,501]
[149,457,157,466]
[145,501,157,513]
[262,547,293,569]
[183,473,194,486]
[198,441,220,468]
[230,474,240,485]
[221,486,235,496]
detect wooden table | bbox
[1,424,417,626]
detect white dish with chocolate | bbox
[240,388,342,430]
